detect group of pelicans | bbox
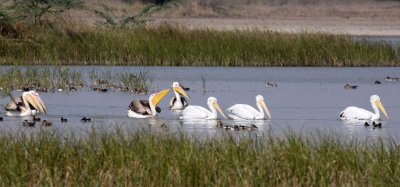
[3,82,390,126]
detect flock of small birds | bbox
[267,75,398,91]
[216,120,258,131]
[364,121,383,129]
[158,121,259,131]
[344,75,399,90]
[15,116,93,127]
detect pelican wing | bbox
[168,97,176,108]
[169,97,189,108]
[182,97,189,107]
[5,97,23,111]
[129,100,161,115]
[227,104,260,120]
[339,106,374,120]
[129,100,150,115]
[180,105,210,119]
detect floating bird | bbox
[239,124,259,130]
[169,82,190,110]
[179,97,227,120]
[339,95,389,121]
[344,84,358,90]
[61,117,68,123]
[81,117,91,122]
[128,89,170,118]
[5,90,47,117]
[226,95,272,120]
[385,76,398,82]
[22,120,35,127]
[161,123,168,128]
[373,122,382,129]
[41,120,52,126]
[216,120,224,128]
[33,116,41,121]
[0,117,3,121]
[364,122,370,126]
[266,82,278,88]
[374,81,381,85]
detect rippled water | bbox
[1,66,399,142]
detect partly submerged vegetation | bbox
[0,129,399,185]
[0,67,149,95]
[0,25,398,67]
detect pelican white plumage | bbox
[226,95,272,120]
[169,82,190,110]
[128,89,170,118]
[339,95,389,121]
[5,90,47,117]
[179,97,227,120]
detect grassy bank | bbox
[0,129,399,185]
[0,25,398,66]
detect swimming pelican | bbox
[226,95,272,120]
[128,89,170,118]
[179,97,227,120]
[339,95,389,121]
[169,82,190,110]
[5,90,47,117]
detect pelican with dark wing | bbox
[128,89,170,118]
[169,82,190,110]
[5,90,47,117]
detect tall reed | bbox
[0,129,399,185]
[0,25,397,66]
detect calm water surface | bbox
[1,67,399,142]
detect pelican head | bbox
[208,97,227,119]
[256,95,272,119]
[172,82,190,99]
[149,89,170,108]
[23,91,47,114]
[370,95,389,119]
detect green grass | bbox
[0,67,149,94]
[0,25,398,66]
[0,128,399,185]
[0,67,84,94]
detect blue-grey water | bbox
[1,66,399,142]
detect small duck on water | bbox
[344,84,358,90]
[22,120,35,127]
[266,82,278,88]
[33,116,41,121]
[239,124,258,130]
[81,117,91,122]
[385,76,399,82]
[61,117,68,123]
[41,120,52,126]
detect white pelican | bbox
[128,89,170,118]
[179,97,227,120]
[5,90,47,117]
[169,82,190,110]
[339,95,389,121]
[226,95,272,120]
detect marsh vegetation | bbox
[0,25,398,66]
[0,129,399,185]
[0,67,149,95]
